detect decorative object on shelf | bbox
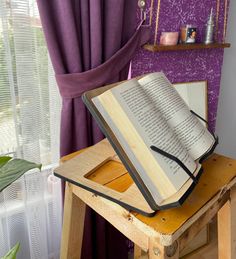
[142,0,230,52]
[204,8,214,44]
[180,25,197,44]
[160,32,179,46]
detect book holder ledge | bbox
[55,139,156,216]
[55,138,234,217]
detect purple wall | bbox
[131,0,230,130]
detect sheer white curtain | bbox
[0,0,61,164]
[0,0,62,258]
[0,166,62,259]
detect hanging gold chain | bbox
[154,0,161,45]
[223,0,228,42]
[215,0,220,42]
[148,0,154,26]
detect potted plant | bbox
[1,243,20,259]
[0,156,41,259]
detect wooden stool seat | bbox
[59,145,236,259]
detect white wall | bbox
[215,0,236,158]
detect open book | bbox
[83,72,218,210]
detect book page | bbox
[110,80,196,189]
[138,73,215,160]
[173,81,207,125]
[93,96,165,203]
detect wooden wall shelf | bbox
[143,43,231,52]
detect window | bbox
[0,2,62,258]
[0,0,61,165]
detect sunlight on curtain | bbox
[0,166,62,259]
[0,1,62,258]
[0,0,61,165]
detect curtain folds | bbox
[55,26,150,99]
[37,0,150,258]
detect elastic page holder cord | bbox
[150,110,219,184]
[150,145,198,183]
[190,110,219,145]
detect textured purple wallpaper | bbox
[131,0,230,130]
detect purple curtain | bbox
[37,0,150,258]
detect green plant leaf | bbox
[0,156,12,169]
[1,242,20,259]
[0,158,42,192]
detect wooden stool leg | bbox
[218,186,236,259]
[148,239,179,259]
[60,183,86,259]
[134,245,142,258]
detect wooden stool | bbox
[58,148,236,259]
